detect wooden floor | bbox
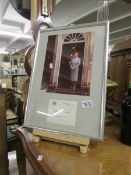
[8,151,34,175]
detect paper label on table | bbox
[82,100,94,108]
[47,99,77,126]
[49,63,53,69]
[37,155,43,161]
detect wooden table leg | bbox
[16,139,27,175]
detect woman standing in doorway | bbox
[69,51,81,91]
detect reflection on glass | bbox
[97,0,109,22]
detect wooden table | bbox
[16,124,131,175]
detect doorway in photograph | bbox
[41,35,56,90]
[57,42,84,95]
[41,32,95,96]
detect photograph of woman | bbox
[69,51,81,91]
[41,32,95,96]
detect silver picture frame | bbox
[24,21,109,140]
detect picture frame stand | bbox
[32,128,90,153]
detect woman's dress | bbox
[69,57,81,82]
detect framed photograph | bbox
[41,32,94,96]
[24,22,109,140]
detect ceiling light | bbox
[0,47,9,54]
[0,51,9,54]
[0,30,32,39]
